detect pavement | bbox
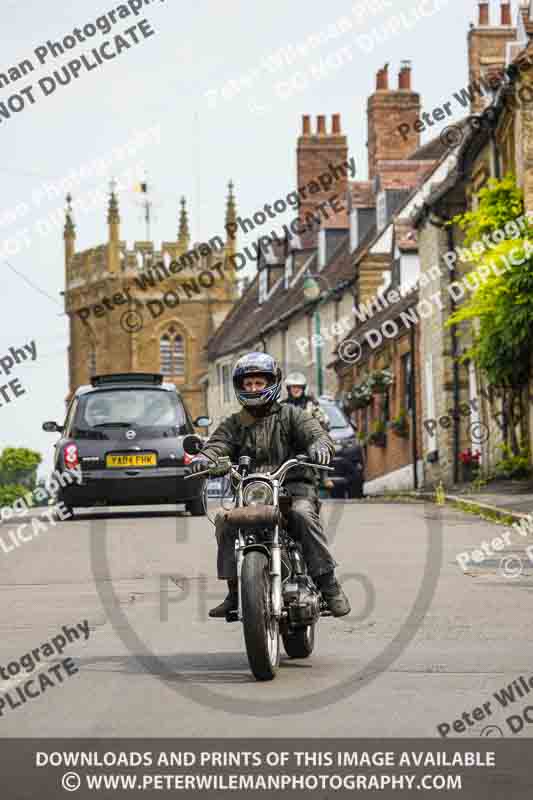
[453,480,533,517]
[416,478,533,522]
[1,499,533,738]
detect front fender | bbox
[242,543,271,561]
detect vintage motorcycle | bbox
[183,434,334,682]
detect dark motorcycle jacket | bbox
[200,401,335,497]
[281,393,330,430]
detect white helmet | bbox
[285,372,307,388]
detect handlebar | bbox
[184,456,333,482]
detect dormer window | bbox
[284,253,293,288]
[350,208,359,252]
[258,267,268,304]
[318,228,326,270]
[376,191,387,231]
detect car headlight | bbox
[243,481,274,506]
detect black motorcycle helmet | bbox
[232,352,282,410]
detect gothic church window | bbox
[88,349,96,377]
[160,327,185,376]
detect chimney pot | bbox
[317,115,326,135]
[332,113,341,134]
[479,1,489,25]
[399,60,412,90]
[376,63,389,90]
[302,115,311,135]
[501,1,512,25]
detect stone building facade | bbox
[64,184,239,420]
[412,0,533,487]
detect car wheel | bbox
[186,497,206,516]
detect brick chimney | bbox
[367,62,421,181]
[468,1,517,113]
[297,114,349,231]
[501,1,512,25]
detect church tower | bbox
[63,181,238,419]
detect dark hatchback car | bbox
[318,397,364,498]
[43,373,209,516]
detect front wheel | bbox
[282,624,315,659]
[241,551,280,681]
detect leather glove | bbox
[307,443,331,466]
[191,456,210,474]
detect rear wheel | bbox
[282,624,315,659]
[241,551,279,681]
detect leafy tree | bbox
[0,447,42,488]
[448,174,533,456]
[0,484,30,507]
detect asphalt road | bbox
[1,499,532,738]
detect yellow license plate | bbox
[106,453,157,468]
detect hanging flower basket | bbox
[368,421,387,448]
[347,381,372,410]
[368,368,393,395]
[391,409,409,438]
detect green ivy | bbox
[451,173,525,244]
[447,174,533,455]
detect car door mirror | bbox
[194,416,211,428]
[43,421,63,433]
[182,434,204,455]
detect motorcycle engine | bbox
[283,577,321,626]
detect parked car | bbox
[42,373,209,517]
[318,397,365,498]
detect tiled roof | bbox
[207,249,316,360]
[329,287,420,368]
[207,231,363,360]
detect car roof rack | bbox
[90,373,164,387]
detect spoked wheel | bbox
[282,624,315,659]
[241,551,280,681]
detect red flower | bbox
[459,449,481,465]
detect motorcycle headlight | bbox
[243,481,274,506]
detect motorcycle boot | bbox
[315,571,351,617]
[209,579,238,618]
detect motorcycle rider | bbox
[282,372,333,493]
[191,352,351,619]
[282,372,330,430]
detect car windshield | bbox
[74,389,187,432]
[321,403,350,429]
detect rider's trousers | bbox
[215,496,337,580]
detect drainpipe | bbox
[429,213,461,484]
[447,223,461,485]
[409,323,419,490]
[490,130,501,179]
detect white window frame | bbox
[376,191,387,231]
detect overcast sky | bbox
[0,0,509,474]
